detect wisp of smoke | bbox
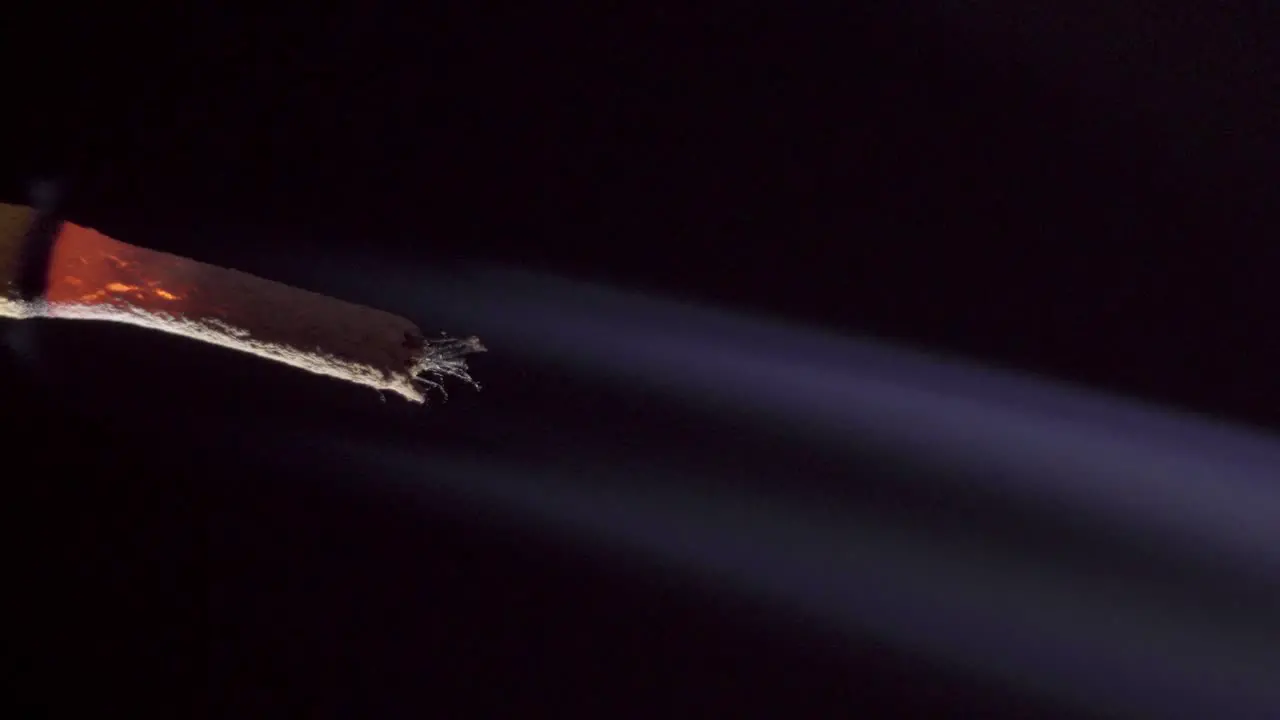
[229,256,1280,717]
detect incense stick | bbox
[0,203,483,403]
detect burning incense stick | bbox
[0,202,483,403]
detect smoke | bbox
[389,266,1280,576]
[323,445,1280,719]
[255,256,1280,717]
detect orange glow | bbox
[46,222,191,313]
[26,215,482,403]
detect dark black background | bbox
[6,3,1278,717]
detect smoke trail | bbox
[216,254,1280,716]
[297,443,1279,719]
[372,266,1280,578]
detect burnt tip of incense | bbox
[404,330,486,358]
[406,331,487,399]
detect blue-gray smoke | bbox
[115,252,1280,717]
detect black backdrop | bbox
[6,4,1278,717]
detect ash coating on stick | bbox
[404,330,488,400]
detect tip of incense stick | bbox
[406,333,487,402]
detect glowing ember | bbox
[0,204,483,403]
